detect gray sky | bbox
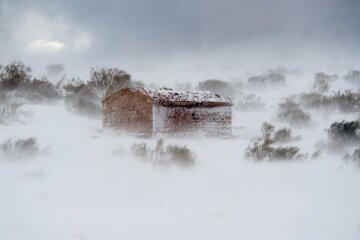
[0,0,359,83]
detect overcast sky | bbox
[0,0,359,83]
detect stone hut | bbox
[102,88,232,136]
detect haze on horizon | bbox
[0,0,359,84]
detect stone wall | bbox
[102,90,153,134]
[153,105,232,136]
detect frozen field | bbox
[0,97,359,240]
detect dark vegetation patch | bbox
[247,69,286,86]
[0,61,145,119]
[0,137,40,159]
[312,72,337,93]
[344,70,360,86]
[88,67,144,97]
[328,120,360,143]
[0,61,61,102]
[0,92,26,124]
[196,79,235,98]
[235,94,265,111]
[317,120,360,153]
[63,79,102,118]
[246,122,304,161]
[276,97,311,127]
[131,139,196,167]
[344,148,360,167]
[299,90,360,113]
[64,67,144,118]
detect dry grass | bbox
[131,139,196,167]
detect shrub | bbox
[246,122,302,161]
[131,143,150,160]
[0,137,39,159]
[0,61,62,102]
[235,94,265,111]
[328,120,360,143]
[268,146,300,161]
[330,91,360,112]
[0,94,25,124]
[272,128,294,143]
[312,72,334,93]
[247,69,286,86]
[196,79,234,97]
[344,70,360,86]
[88,67,143,97]
[344,148,360,167]
[166,145,195,166]
[71,98,101,117]
[64,80,102,118]
[299,92,328,109]
[20,77,61,102]
[0,61,31,91]
[130,139,196,167]
[277,97,311,127]
[0,102,23,122]
[299,90,360,113]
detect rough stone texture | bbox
[102,88,232,136]
[102,89,153,134]
[153,105,232,136]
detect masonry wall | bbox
[102,91,153,134]
[153,105,232,136]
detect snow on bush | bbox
[246,122,305,161]
[299,90,360,113]
[235,94,265,111]
[328,120,360,143]
[0,137,40,160]
[312,72,337,93]
[131,139,196,166]
[247,69,286,86]
[276,97,311,127]
[344,70,360,86]
[344,148,360,167]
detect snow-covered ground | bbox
[0,82,360,239]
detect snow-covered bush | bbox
[131,139,196,166]
[0,93,26,124]
[328,120,360,143]
[344,70,360,86]
[344,148,360,167]
[277,97,311,127]
[247,69,286,86]
[0,61,61,102]
[0,61,31,91]
[64,81,102,118]
[235,94,265,111]
[246,123,303,161]
[0,137,40,159]
[88,67,144,97]
[312,72,336,93]
[196,79,234,97]
[299,90,360,113]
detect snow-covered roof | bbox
[146,89,232,106]
[105,87,233,107]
